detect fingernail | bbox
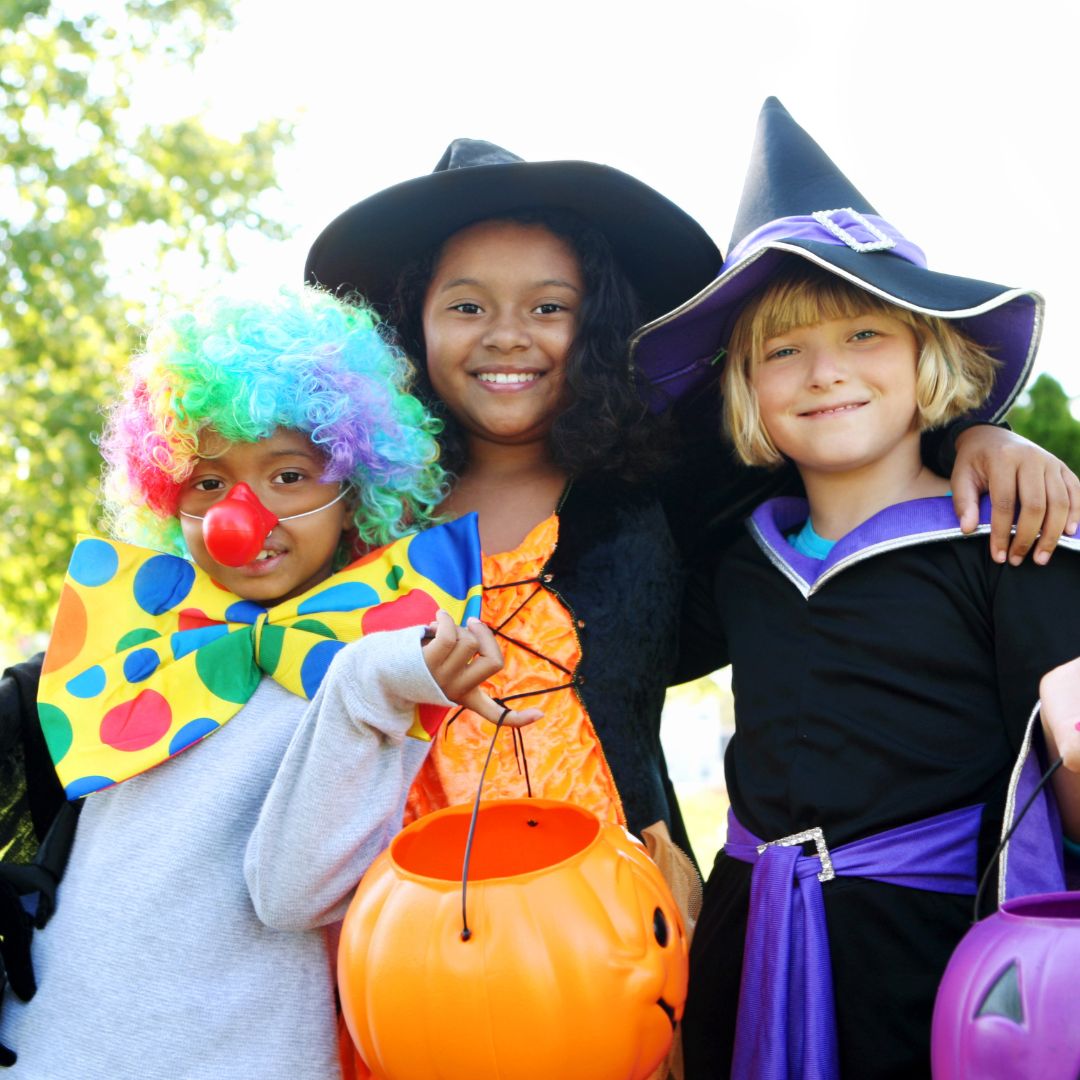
[1068,522,1078,535]
[994,550,1007,564]
[1009,555,1023,567]
[1035,550,1050,565]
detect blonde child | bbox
[633,99,1080,1080]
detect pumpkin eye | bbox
[976,961,1023,1024]
[653,907,669,947]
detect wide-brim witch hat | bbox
[304,139,721,324]
[631,97,1042,420]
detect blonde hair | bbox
[722,264,1000,468]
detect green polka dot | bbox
[385,565,404,591]
[256,623,285,676]
[195,632,261,704]
[39,703,73,764]
[116,627,162,652]
[292,619,337,640]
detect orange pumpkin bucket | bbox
[338,798,688,1080]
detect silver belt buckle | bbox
[757,826,836,883]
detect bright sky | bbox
[126,0,1079,401]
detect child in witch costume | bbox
[0,287,535,1078]
[633,98,1080,1080]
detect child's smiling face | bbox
[178,428,350,605]
[751,313,922,479]
[421,220,583,452]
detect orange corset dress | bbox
[404,512,625,827]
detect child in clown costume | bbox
[0,286,535,1078]
[633,99,1080,1080]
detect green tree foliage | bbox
[0,1,291,651]
[1007,374,1080,478]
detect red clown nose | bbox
[202,483,280,567]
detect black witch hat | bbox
[305,138,720,324]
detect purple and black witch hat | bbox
[631,97,1042,420]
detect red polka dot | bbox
[178,607,225,632]
[361,590,439,634]
[418,704,450,738]
[100,690,172,752]
[42,585,87,673]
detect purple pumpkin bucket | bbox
[932,891,1080,1078]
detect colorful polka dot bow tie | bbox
[38,515,483,800]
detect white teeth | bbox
[255,550,276,561]
[476,372,539,384]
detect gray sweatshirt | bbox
[0,627,447,1080]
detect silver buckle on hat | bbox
[757,826,836,882]
[812,208,896,254]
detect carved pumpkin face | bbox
[338,799,688,1080]
[932,891,1080,1078]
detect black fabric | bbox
[679,528,1080,1078]
[0,656,59,855]
[544,475,693,856]
[304,146,721,323]
[0,656,77,1069]
[663,419,981,681]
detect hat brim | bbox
[631,242,1042,422]
[305,160,721,323]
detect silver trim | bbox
[812,208,896,253]
[750,521,997,600]
[629,243,1044,423]
[757,825,836,882]
[998,701,1043,906]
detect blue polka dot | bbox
[168,717,220,755]
[66,775,114,799]
[68,539,118,587]
[408,515,482,601]
[172,623,232,660]
[226,599,267,625]
[66,665,106,699]
[300,639,346,698]
[462,594,483,624]
[298,582,379,614]
[123,647,160,683]
[134,555,196,615]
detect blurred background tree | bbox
[1006,374,1080,478]
[0,0,290,660]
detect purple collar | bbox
[748,494,990,597]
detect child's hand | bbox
[421,611,541,728]
[1041,657,1080,774]
[1040,657,1080,843]
[951,426,1080,566]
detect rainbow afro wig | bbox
[100,286,447,557]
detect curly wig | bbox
[99,286,447,556]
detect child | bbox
[633,98,1080,1079]
[0,286,532,1078]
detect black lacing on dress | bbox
[443,573,580,797]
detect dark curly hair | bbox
[390,207,672,482]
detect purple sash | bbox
[725,804,983,1080]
